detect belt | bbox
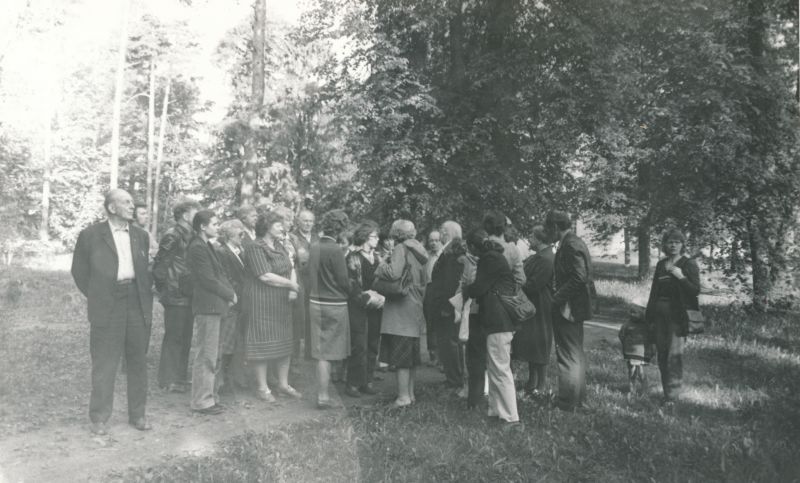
[116,279,135,285]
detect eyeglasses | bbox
[368,234,379,239]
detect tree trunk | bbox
[145,58,156,232]
[730,236,743,273]
[240,0,266,207]
[637,222,651,280]
[109,0,130,189]
[747,218,770,311]
[151,75,171,238]
[623,227,631,266]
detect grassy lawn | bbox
[3,263,800,482]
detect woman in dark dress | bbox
[344,221,384,397]
[645,228,701,403]
[242,211,302,403]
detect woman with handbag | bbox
[645,228,701,403]
[465,231,520,426]
[374,219,429,408]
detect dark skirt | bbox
[309,298,351,361]
[511,311,553,364]
[379,334,421,369]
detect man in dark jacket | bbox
[153,200,200,393]
[545,210,594,411]
[427,221,466,388]
[71,189,154,435]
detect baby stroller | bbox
[618,304,655,395]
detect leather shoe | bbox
[193,405,224,415]
[90,421,108,435]
[359,384,378,395]
[344,385,361,398]
[166,383,187,394]
[129,417,152,431]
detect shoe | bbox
[359,384,379,395]
[275,385,302,399]
[129,417,153,431]
[90,421,108,435]
[502,421,524,432]
[344,385,361,398]
[166,383,187,394]
[256,389,276,403]
[390,399,413,409]
[193,405,224,415]
[317,398,337,410]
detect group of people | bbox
[71,188,700,435]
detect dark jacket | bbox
[645,256,701,336]
[71,221,154,327]
[216,243,246,302]
[552,232,595,323]
[308,236,350,302]
[187,236,236,315]
[425,239,467,321]
[289,230,319,288]
[465,247,516,334]
[523,246,555,316]
[152,222,194,306]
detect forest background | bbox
[0,0,798,310]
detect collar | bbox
[108,220,129,232]
[226,242,241,255]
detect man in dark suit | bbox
[545,210,594,411]
[427,221,466,388]
[288,209,318,360]
[71,189,154,435]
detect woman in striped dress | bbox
[242,211,302,402]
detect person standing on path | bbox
[153,200,200,393]
[187,211,237,415]
[545,210,595,411]
[71,189,154,435]
[515,225,555,394]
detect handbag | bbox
[372,254,411,299]
[495,288,536,328]
[686,309,705,334]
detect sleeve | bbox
[551,244,589,306]
[71,228,91,296]
[679,258,701,296]
[376,244,407,281]
[244,245,272,278]
[188,243,235,302]
[152,231,177,290]
[328,246,351,293]
[644,260,662,324]
[523,254,552,295]
[508,245,526,286]
[466,255,505,299]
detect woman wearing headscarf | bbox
[375,219,429,408]
[308,210,352,409]
[645,228,701,403]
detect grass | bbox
[3,262,800,482]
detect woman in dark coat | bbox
[645,228,701,403]
[515,225,554,394]
[344,221,383,397]
[308,210,352,408]
[465,231,520,424]
[242,211,302,403]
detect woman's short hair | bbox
[255,211,284,238]
[192,210,216,233]
[482,211,507,237]
[352,220,379,246]
[234,205,256,221]
[389,219,416,242]
[218,219,245,243]
[174,200,202,222]
[465,228,489,252]
[319,209,350,237]
[661,228,686,251]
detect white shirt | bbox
[109,221,135,281]
[226,242,243,265]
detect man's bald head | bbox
[104,189,135,222]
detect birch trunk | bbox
[151,75,171,237]
[109,0,130,189]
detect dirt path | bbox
[0,324,619,483]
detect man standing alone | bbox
[545,211,594,411]
[153,200,200,393]
[71,189,154,435]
